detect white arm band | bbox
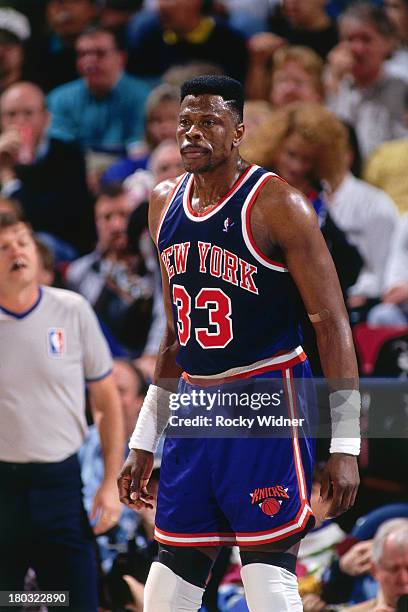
[128,384,172,453]
[329,389,361,456]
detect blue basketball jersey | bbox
[157,164,304,376]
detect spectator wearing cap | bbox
[0,8,31,94]
[47,25,150,156]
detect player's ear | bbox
[233,123,245,149]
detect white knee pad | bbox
[144,561,205,612]
[241,562,303,612]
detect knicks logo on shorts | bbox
[47,328,65,357]
[250,484,289,517]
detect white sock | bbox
[241,562,303,611]
[144,561,205,612]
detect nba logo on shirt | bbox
[47,328,65,357]
[223,217,234,232]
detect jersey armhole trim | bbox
[155,173,188,246]
[241,174,288,272]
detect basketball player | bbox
[118,76,360,611]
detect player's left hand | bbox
[117,449,155,511]
[320,453,360,518]
[91,478,122,535]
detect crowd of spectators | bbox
[0,0,407,610]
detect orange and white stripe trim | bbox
[155,526,236,547]
[155,502,313,547]
[283,367,308,502]
[241,171,288,272]
[182,345,306,385]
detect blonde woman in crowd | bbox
[241,102,346,197]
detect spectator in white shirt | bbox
[367,214,408,327]
[326,2,408,159]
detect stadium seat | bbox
[353,323,408,375]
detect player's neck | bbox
[0,283,40,314]
[191,156,249,213]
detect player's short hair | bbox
[339,1,395,37]
[180,75,244,123]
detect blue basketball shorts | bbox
[155,348,316,547]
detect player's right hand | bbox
[117,448,155,511]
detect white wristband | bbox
[329,389,361,456]
[128,384,172,453]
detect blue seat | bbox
[351,503,408,540]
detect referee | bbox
[0,210,125,611]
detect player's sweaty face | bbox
[177,94,238,173]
